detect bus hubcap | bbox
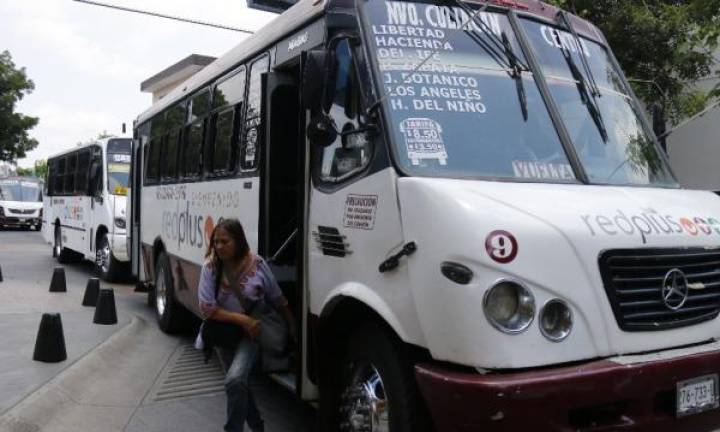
[97,242,110,273]
[54,230,61,256]
[339,363,389,432]
[155,268,167,317]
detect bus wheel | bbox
[334,323,429,432]
[154,253,185,334]
[96,234,122,281]
[54,225,77,264]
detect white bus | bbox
[0,176,43,230]
[43,138,131,281]
[130,0,720,430]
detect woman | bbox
[196,218,296,432]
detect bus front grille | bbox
[599,248,720,331]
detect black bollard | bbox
[82,278,100,307]
[0,264,3,282]
[33,313,67,363]
[49,267,66,292]
[93,289,117,325]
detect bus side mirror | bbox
[303,50,327,112]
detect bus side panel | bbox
[140,176,260,313]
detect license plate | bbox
[677,374,719,417]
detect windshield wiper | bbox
[555,11,608,142]
[448,0,529,120]
[502,32,528,121]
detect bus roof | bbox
[46,137,131,161]
[137,0,326,125]
[135,0,603,126]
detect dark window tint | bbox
[213,68,246,109]
[65,154,77,193]
[241,55,269,170]
[211,108,236,173]
[184,121,204,177]
[107,138,131,154]
[189,90,210,123]
[163,129,181,180]
[57,158,66,194]
[146,139,161,182]
[76,150,91,194]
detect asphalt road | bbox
[0,229,314,432]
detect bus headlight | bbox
[483,280,535,334]
[540,299,573,342]
[114,217,126,229]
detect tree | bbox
[0,51,38,162]
[546,0,720,125]
[15,166,33,177]
[34,159,47,179]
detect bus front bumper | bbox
[415,343,720,432]
[0,216,41,228]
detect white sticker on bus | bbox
[399,117,447,166]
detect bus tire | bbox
[96,233,122,281]
[55,224,79,264]
[154,252,186,334]
[330,322,431,432]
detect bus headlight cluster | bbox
[114,217,126,229]
[540,300,573,342]
[483,280,535,334]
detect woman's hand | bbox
[242,316,262,340]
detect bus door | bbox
[261,64,306,391]
[88,146,105,255]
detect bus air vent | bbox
[599,248,720,331]
[312,226,351,258]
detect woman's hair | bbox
[205,218,251,271]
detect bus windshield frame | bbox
[357,0,678,187]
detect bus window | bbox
[163,103,185,181]
[213,67,246,109]
[184,90,210,178]
[318,40,372,183]
[146,139,161,182]
[47,160,57,196]
[76,149,91,194]
[211,108,237,174]
[57,157,66,195]
[65,153,77,194]
[240,55,269,171]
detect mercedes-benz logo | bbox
[661,268,689,311]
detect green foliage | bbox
[33,159,47,179]
[545,0,720,124]
[15,166,33,177]
[0,51,38,162]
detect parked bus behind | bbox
[0,176,42,230]
[43,137,131,280]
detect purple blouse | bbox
[195,256,284,349]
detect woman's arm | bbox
[209,308,261,339]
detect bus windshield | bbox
[0,179,41,202]
[107,139,131,195]
[363,0,575,181]
[520,18,676,186]
[361,0,675,186]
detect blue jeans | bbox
[223,339,264,432]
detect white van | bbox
[0,177,42,230]
[130,0,720,430]
[43,138,131,280]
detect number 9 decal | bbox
[485,230,518,264]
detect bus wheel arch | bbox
[318,295,432,432]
